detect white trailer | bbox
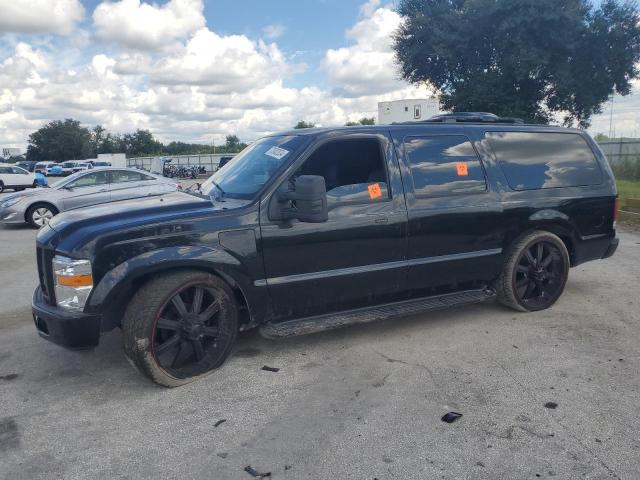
[97,153,126,168]
[378,98,442,124]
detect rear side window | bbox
[404,135,486,196]
[486,132,602,190]
[111,170,149,183]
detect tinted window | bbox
[69,172,108,188]
[296,138,389,206]
[111,170,145,183]
[0,166,11,174]
[404,135,486,196]
[11,167,27,174]
[486,132,602,190]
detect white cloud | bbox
[263,24,286,40]
[1,0,438,150]
[93,0,205,50]
[321,2,410,98]
[0,0,84,35]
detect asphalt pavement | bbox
[0,210,639,479]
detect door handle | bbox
[374,217,388,224]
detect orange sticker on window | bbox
[368,183,382,199]
[456,162,469,176]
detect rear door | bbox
[62,171,111,209]
[11,166,32,186]
[259,131,408,320]
[391,126,505,291]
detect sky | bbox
[0,0,638,151]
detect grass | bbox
[617,180,640,199]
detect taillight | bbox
[614,197,619,225]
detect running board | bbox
[259,288,495,339]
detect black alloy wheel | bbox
[123,271,238,387]
[497,231,570,312]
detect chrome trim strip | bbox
[254,248,502,287]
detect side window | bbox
[69,172,108,188]
[404,135,486,196]
[111,170,144,183]
[295,138,390,207]
[0,166,12,174]
[11,167,27,175]
[486,132,603,190]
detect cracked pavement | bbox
[0,223,639,479]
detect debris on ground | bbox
[544,402,558,409]
[0,374,19,381]
[214,419,227,427]
[244,465,271,478]
[217,452,228,459]
[261,365,280,372]
[441,412,463,423]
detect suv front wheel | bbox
[497,231,570,312]
[122,270,238,387]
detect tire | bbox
[0,182,4,193]
[32,180,38,188]
[496,230,570,312]
[122,270,238,387]
[26,203,58,228]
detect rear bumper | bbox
[32,286,101,350]
[573,233,619,266]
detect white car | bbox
[0,164,37,193]
[34,161,57,175]
[59,161,78,176]
[73,162,93,173]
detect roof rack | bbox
[423,112,524,124]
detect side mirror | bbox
[276,175,328,223]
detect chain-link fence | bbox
[598,140,640,181]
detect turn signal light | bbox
[56,274,93,287]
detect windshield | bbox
[200,135,308,200]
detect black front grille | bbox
[36,246,56,305]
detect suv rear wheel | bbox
[122,270,238,387]
[497,231,570,312]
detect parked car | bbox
[34,162,57,175]
[60,162,78,176]
[16,160,38,172]
[0,164,37,193]
[73,162,93,173]
[0,167,178,227]
[31,113,618,387]
[93,161,112,168]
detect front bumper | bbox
[0,205,26,224]
[32,286,101,349]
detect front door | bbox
[259,132,408,320]
[62,171,111,210]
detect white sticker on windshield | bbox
[264,146,290,160]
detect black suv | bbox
[32,113,619,387]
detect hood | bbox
[45,191,255,256]
[0,187,49,204]
[49,191,211,233]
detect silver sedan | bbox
[0,168,180,228]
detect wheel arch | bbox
[89,248,268,332]
[24,201,59,223]
[506,216,578,267]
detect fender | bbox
[87,245,270,330]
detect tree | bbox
[593,133,611,142]
[120,129,163,156]
[394,0,640,127]
[26,119,94,162]
[345,117,375,126]
[294,120,315,129]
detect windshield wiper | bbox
[211,181,226,198]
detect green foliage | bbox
[26,119,93,162]
[25,119,249,160]
[394,0,640,127]
[345,117,376,126]
[616,180,640,199]
[612,158,640,181]
[294,120,315,129]
[593,133,611,142]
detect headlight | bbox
[0,196,25,208]
[52,256,93,311]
